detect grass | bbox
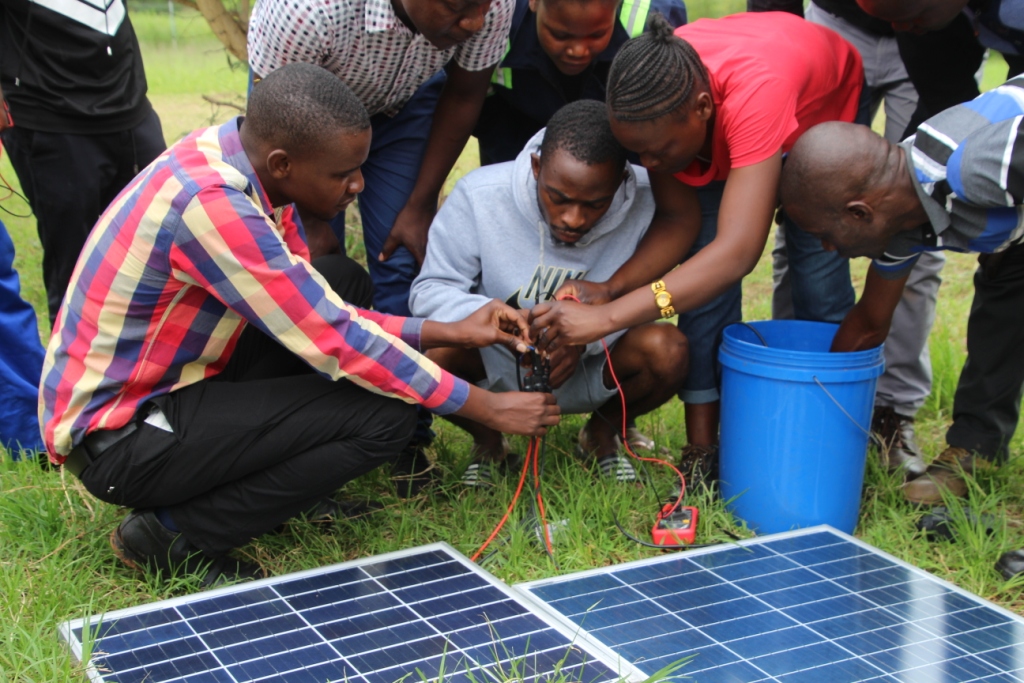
[1,6,1023,682]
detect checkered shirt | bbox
[248,0,514,117]
[40,118,469,460]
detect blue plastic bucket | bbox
[718,320,884,534]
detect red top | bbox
[673,12,863,186]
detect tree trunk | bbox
[182,0,249,63]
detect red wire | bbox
[470,437,536,562]
[472,292,690,562]
[533,439,554,555]
[560,295,688,515]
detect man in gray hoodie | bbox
[410,101,689,485]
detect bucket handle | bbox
[813,376,883,450]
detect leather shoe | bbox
[679,443,719,490]
[110,510,263,587]
[872,406,926,478]
[902,447,978,506]
[996,549,1024,581]
[391,444,438,498]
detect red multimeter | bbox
[651,503,698,546]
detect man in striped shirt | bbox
[780,76,1024,579]
[40,64,559,585]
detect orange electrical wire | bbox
[470,437,537,562]
[472,293,689,562]
[532,438,554,556]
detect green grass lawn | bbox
[1,7,1023,681]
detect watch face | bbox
[655,291,672,308]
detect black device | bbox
[522,350,551,393]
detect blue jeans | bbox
[677,182,742,404]
[772,80,874,324]
[336,73,447,445]
[329,72,446,317]
[0,218,45,456]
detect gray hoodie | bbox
[409,129,655,403]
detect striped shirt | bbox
[40,118,469,460]
[247,0,514,117]
[874,76,1024,278]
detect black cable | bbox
[734,321,769,346]
[0,198,32,218]
[0,147,32,218]
[612,513,718,550]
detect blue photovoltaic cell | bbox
[520,527,1024,683]
[62,544,627,683]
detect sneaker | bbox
[461,453,522,488]
[902,447,981,506]
[996,549,1024,581]
[626,426,655,451]
[596,452,638,483]
[391,445,437,498]
[110,510,263,587]
[577,426,638,483]
[462,457,497,487]
[872,406,927,478]
[678,444,719,489]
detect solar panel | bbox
[519,526,1024,683]
[61,543,641,683]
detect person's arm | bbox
[175,188,558,434]
[831,264,911,352]
[456,384,561,435]
[408,180,494,321]
[420,298,529,351]
[531,153,782,350]
[378,64,495,266]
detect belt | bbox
[63,419,139,478]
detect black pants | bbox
[79,255,416,556]
[897,14,1024,137]
[0,108,166,323]
[946,245,1024,462]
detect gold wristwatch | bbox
[651,280,676,319]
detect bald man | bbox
[781,77,1024,580]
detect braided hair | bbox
[606,13,709,122]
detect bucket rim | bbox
[721,320,884,369]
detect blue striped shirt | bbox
[874,76,1024,278]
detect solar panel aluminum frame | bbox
[60,542,648,683]
[515,525,1024,680]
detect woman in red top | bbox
[530,12,864,476]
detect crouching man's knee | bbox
[636,323,690,390]
[371,399,418,462]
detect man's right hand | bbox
[553,280,613,306]
[456,385,561,437]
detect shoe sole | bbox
[109,526,146,574]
